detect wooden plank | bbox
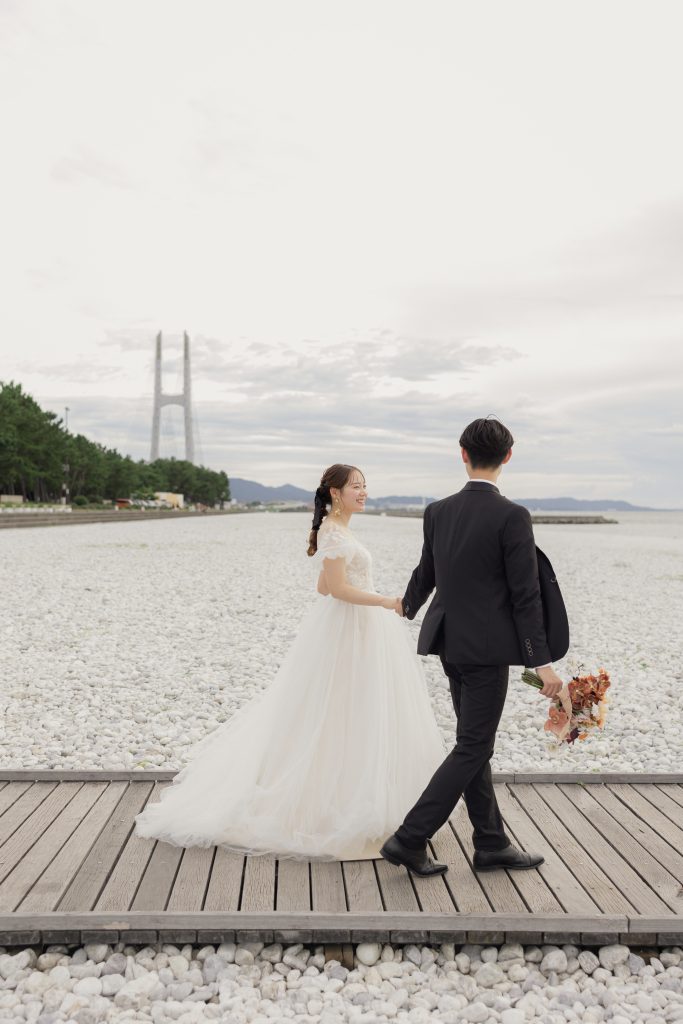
[167,846,215,912]
[342,860,383,913]
[131,819,184,911]
[522,784,642,914]
[0,783,59,857]
[513,773,683,784]
[0,930,41,945]
[0,771,176,782]
[631,784,683,830]
[18,782,127,913]
[311,859,346,913]
[203,847,244,913]
[488,795,564,916]
[241,855,276,912]
[374,857,420,913]
[561,784,683,913]
[275,858,310,911]
[411,868,460,916]
[0,783,106,912]
[420,821,484,914]
[0,908,629,936]
[58,780,153,911]
[629,915,683,936]
[532,783,667,915]
[493,784,598,915]
[592,785,683,883]
[2,769,682,784]
[657,784,683,809]
[235,928,274,943]
[0,783,81,891]
[451,800,527,913]
[197,929,236,943]
[95,782,169,912]
[0,782,32,823]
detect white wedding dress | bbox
[133,518,448,861]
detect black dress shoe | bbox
[379,834,448,876]
[473,843,544,872]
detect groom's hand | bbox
[535,665,564,699]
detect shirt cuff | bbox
[534,662,552,670]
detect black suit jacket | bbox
[402,480,569,667]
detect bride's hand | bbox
[380,595,400,610]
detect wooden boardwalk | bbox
[1,771,682,948]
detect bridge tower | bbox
[150,331,195,463]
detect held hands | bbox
[381,596,404,615]
[535,665,564,699]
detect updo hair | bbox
[307,463,365,556]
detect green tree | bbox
[0,381,231,505]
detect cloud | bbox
[100,328,165,353]
[51,149,137,190]
[188,331,522,396]
[35,349,683,507]
[13,360,127,384]
[645,423,683,437]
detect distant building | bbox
[155,491,185,509]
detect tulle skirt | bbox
[133,593,448,860]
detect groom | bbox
[380,416,565,877]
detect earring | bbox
[333,498,342,517]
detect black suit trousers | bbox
[394,655,511,853]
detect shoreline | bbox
[0,506,619,528]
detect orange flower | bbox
[544,705,569,738]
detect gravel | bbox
[0,939,681,1023]
[1,510,681,772]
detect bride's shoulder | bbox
[316,518,360,554]
[319,519,351,542]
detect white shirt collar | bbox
[470,478,499,486]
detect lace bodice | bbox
[313,520,375,590]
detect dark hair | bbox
[307,463,365,556]
[459,415,514,469]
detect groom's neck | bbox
[467,471,500,484]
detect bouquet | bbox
[521,666,611,745]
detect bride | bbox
[133,463,448,861]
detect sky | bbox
[1,0,682,506]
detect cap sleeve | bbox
[312,522,357,562]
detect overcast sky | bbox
[1,0,682,506]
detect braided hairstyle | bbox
[307,463,365,556]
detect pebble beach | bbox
[2,510,682,773]
[1,508,682,1024]
[1,937,683,1024]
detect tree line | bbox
[0,381,231,506]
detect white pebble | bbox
[355,942,382,967]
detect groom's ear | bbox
[502,449,512,465]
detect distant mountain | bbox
[229,477,437,506]
[365,494,438,508]
[229,478,657,512]
[512,497,654,512]
[229,478,312,503]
